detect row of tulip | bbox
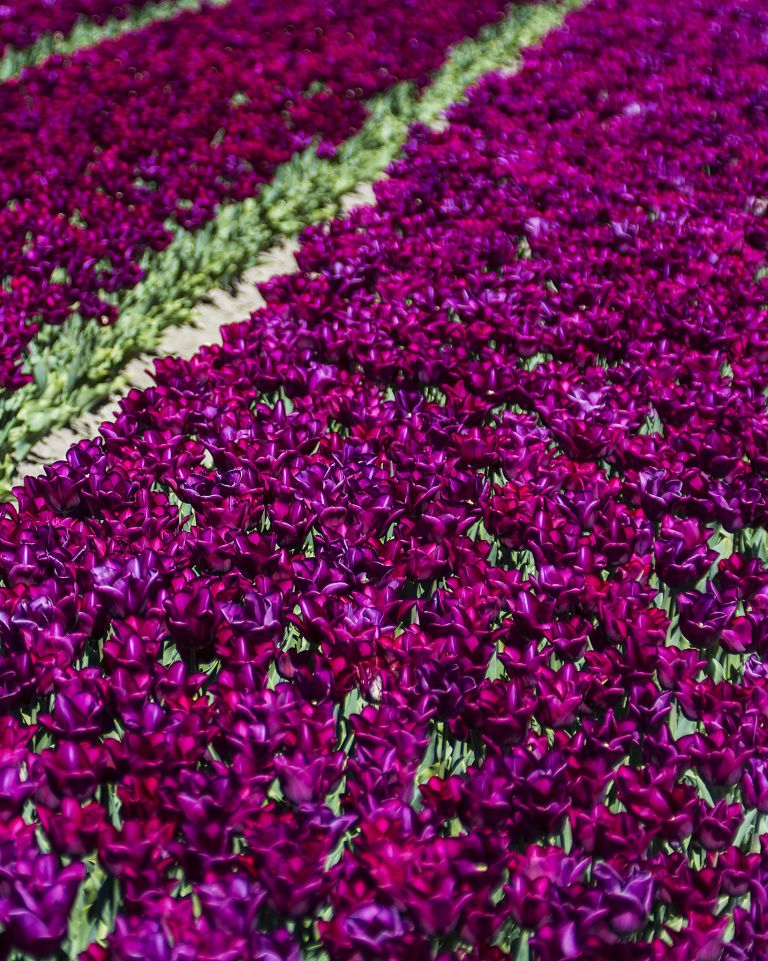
[0,0,165,58]
[3,0,768,958]
[0,0,573,494]
[0,0,229,82]
[0,0,514,394]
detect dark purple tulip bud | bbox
[41,686,105,741]
[274,750,344,805]
[0,827,85,960]
[636,469,684,520]
[153,661,208,711]
[222,590,283,645]
[37,798,105,857]
[597,509,653,568]
[656,647,706,690]
[347,698,432,805]
[541,616,590,662]
[190,527,236,574]
[106,917,178,961]
[39,741,102,800]
[677,587,737,649]
[0,757,38,820]
[616,767,697,841]
[694,798,743,851]
[7,865,86,957]
[679,731,746,788]
[197,873,266,938]
[0,718,34,755]
[654,910,727,961]
[175,790,236,866]
[248,929,302,961]
[98,818,175,905]
[720,617,753,654]
[419,775,463,823]
[533,565,584,613]
[246,804,351,918]
[319,905,422,961]
[344,903,405,956]
[0,652,35,710]
[6,543,39,586]
[742,758,768,814]
[164,580,217,652]
[654,517,717,589]
[506,845,589,929]
[403,539,450,581]
[26,463,84,514]
[716,553,768,601]
[622,607,670,674]
[626,683,672,734]
[744,655,768,684]
[593,862,654,936]
[689,430,742,480]
[457,678,533,750]
[535,664,585,729]
[719,846,760,898]
[572,805,651,859]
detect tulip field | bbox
[2,0,768,958]
[0,0,568,487]
[0,0,172,58]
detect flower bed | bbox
[0,0,513,393]
[0,0,230,83]
[0,0,572,493]
[2,0,768,957]
[0,0,163,57]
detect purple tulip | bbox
[654,517,718,589]
[593,862,654,936]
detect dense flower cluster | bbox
[2,0,768,957]
[0,0,512,391]
[0,0,160,58]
